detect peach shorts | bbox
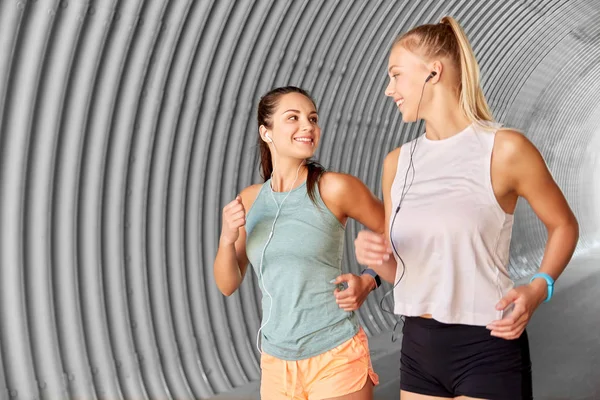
[260,327,379,399]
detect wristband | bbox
[529,272,554,303]
[361,268,381,290]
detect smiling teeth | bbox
[396,99,404,107]
[295,138,313,142]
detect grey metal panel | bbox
[78,0,142,398]
[126,0,197,398]
[170,0,229,397]
[0,352,7,400]
[195,0,260,393]
[144,0,209,396]
[0,0,26,398]
[101,1,169,399]
[0,1,598,399]
[26,0,90,398]
[53,1,117,399]
[163,0,235,393]
[0,1,59,399]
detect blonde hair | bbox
[394,16,495,128]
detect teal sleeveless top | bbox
[245,178,358,360]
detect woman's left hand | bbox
[487,279,548,340]
[331,273,375,311]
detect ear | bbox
[259,125,270,143]
[429,60,443,83]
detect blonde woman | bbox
[354,17,579,399]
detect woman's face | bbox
[266,92,320,159]
[385,45,432,122]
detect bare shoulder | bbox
[239,183,263,210]
[494,128,577,231]
[319,171,362,197]
[319,170,379,203]
[493,128,540,164]
[319,171,384,229]
[493,128,551,197]
[384,147,401,168]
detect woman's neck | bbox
[270,159,307,192]
[423,88,472,140]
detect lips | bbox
[395,98,404,107]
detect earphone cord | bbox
[379,77,428,341]
[255,161,304,353]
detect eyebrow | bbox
[388,65,403,73]
[283,109,318,115]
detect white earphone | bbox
[255,161,303,354]
[265,133,273,143]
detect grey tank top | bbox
[245,178,358,360]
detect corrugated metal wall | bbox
[0,0,598,399]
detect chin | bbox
[401,113,416,123]
[289,149,315,160]
[302,150,317,159]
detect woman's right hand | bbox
[354,230,393,266]
[220,195,246,246]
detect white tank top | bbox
[390,122,514,326]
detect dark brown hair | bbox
[257,86,325,206]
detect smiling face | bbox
[262,92,321,159]
[384,45,435,123]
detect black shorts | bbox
[400,316,533,399]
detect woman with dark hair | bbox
[214,86,384,399]
[354,16,579,400]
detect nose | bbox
[301,121,314,132]
[384,79,394,97]
[301,116,315,131]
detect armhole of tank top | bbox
[245,182,267,220]
[315,172,347,231]
[392,141,412,192]
[486,130,513,220]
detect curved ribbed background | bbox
[0,0,598,399]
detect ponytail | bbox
[439,16,494,125]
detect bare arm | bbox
[320,171,388,308]
[497,130,579,300]
[377,148,402,283]
[352,149,400,284]
[489,130,579,339]
[213,184,261,296]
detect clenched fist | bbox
[354,230,392,266]
[331,273,376,311]
[220,195,246,246]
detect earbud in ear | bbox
[425,71,437,83]
[265,133,272,143]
